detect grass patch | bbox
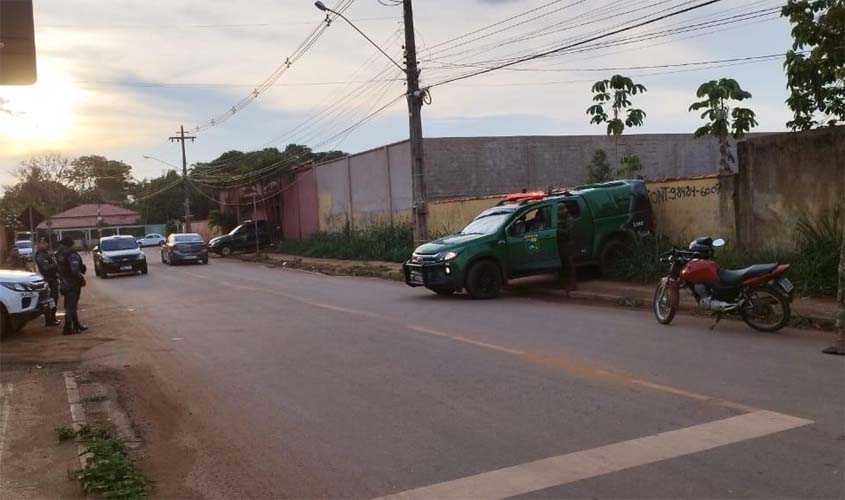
[60,424,148,500]
[55,425,77,442]
[274,222,414,263]
[609,208,842,297]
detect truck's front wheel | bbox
[465,260,502,300]
[599,238,628,277]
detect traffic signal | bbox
[0,0,36,85]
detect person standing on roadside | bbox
[56,236,88,335]
[557,202,577,295]
[34,237,61,327]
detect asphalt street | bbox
[82,248,844,499]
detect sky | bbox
[0,0,795,186]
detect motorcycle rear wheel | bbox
[653,280,677,325]
[741,286,791,332]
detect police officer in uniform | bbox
[56,236,88,335]
[34,237,61,327]
[557,203,577,294]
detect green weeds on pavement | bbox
[56,424,148,500]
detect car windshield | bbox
[459,211,513,235]
[175,234,203,243]
[15,241,32,249]
[101,239,138,251]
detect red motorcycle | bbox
[653,237,794,332]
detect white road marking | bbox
[374,410,813,500]
[0,383,14,470]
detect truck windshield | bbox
[459,211,512,235]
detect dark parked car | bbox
[93,236,148,278]
[208,220,272,257]
[161,233,208,265]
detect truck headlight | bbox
[101,255,113,263]
[437,250,460,262]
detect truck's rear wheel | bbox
[465,261,502,300]
[0,305,10,338]
[599,238,628,277]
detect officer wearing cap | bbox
[56,236,88,334]
[34,237,61,327]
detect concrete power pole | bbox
[403,0,428,244]
[169,125,196,232]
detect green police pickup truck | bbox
[403,180,655,299]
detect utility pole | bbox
[402,0,428,243]
[169,125,196,232]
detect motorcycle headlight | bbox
[437,250,460,262]
[1,282,32,291]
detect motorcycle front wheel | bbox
[741,286,791,332]
[653,279,677,325]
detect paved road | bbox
[83,249,844,499]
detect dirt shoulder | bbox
[1,282,302,499]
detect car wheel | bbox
[0,304,10,339]
[202,258,209,265]
[141,264,148,275]
[94,264,101,278]
[599,238,628,277]
[221,246,232,257]
[465,260,503,300]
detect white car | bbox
[136,233,166,247]
[11,240,34,261]
[0,270,52,336]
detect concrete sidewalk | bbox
[234,252,838,331]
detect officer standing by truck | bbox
[56,236,88,335]
[34,237,61,327]
[557,203,577,294]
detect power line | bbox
[426,0,728,90]
[189,0,357,133]
[37,16,398,30]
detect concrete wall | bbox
[736,127,845,249]
[423,134,727,199]
[646,175,736,245]
[283,167,319,240]
[316,142,412,232]
[428,196,502,236]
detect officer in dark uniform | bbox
[557,203,577,293]
[34,237,61,327]
[56,236,88,335]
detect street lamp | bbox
[143,155,179,170]
[313,2,405,74]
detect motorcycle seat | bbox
[718,263,779,285]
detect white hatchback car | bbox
[136,233,166,247]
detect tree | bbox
[689,79,758,173]
[781,0,845,130]
[1,154,81,216]
[587,75,647,176]
[69,155,134,203]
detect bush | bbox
[608,209,841,297]
[275,222,414,263]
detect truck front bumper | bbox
[403,261,463,290]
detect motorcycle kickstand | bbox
[709,313,723,330]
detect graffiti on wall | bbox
[648,183,721,205]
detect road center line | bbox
[181,271,761,411]
[373,410,813,500]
